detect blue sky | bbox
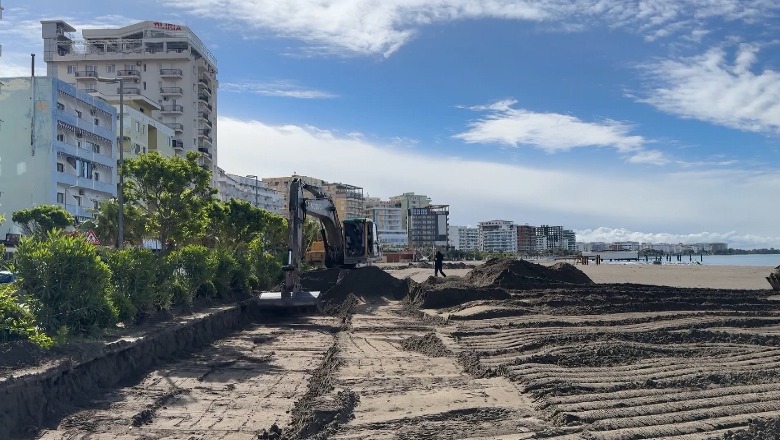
[2,0,780,248]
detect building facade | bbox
[389,192,431,231]
[479,220,517,253]
[263,175,329,218]
[323,182,364,221]
[216,170,283,215]
[364,197,407,250]
[516,224,537,254]
[120,105,175,158]
[0,77,117,233]
[448,225,479,251]
[408,205,449,250]
[41,20,218,180]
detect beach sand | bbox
[385,261,775,290]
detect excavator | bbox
[275,178,381,302]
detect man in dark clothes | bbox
[434,249,446,277]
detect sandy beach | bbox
[384,261,776,290]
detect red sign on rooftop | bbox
[153,22,182,31]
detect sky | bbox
[2,0,780,249]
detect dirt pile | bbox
[400,332,453,357]
[409,276,510,309]
[300,268,342,293]
[463,258,593,289]
[318,266,408,315]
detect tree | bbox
[91,198,146,247]
[207,199,270,252]
[123,152,215,252]
[12,205,73,236]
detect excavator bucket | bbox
[257,290,322,313]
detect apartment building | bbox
[216,170,284,215]
[41,20,218,180]
[408,205,449,251]
[516,224,536,254]
[478,220,517,253]
[448,225,479,251]
[0,77,117,232]
[263,175,328,218]
[389,192,431,231]
[322,182,365,221]
[364,197,407,250]
[120,105,175,158]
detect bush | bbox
[105,248,171,321]
[14,231,117,334]
[0,284,53,348]
[167,244,217,305]
[249,238,282,290]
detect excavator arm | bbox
[282,178,344,297]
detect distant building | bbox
[263,175,329,218]
[365,197,407,250]
[216,170,283,215]
[449,225,479,251]
[389,192,431,232]
[479,220,517,253]
[536,225,563,251]
[322,182,364,220]
[516,224,537,254]
[408,204,449,251]
[0,77,117,232]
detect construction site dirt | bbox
[5,258,780,439]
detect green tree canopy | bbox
[123,152,215,252]
[92,198,146,247]
[12,205,73,236]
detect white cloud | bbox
[217,116,780,247]
[221,81,336,99]
[640,45,780,133]
[169,0,779,56]
[454,99,652,158]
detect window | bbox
[125,64,133,71]
[57,102,65,111]
[77,140,82,149]
[94,172,100,182]
[57,193,65,203]
[93,200,99,209]
[134,121,141,132]
[57,134,64,142]
[143,64,147,72]
[67,65,76,74]
[143,81,146,90]
[107,64,115,73]
[57,163,64,172]
[92,143,100,154]
[76,110,82,118]
[73,196,82,207]
[85,65,96,73]
[94,118,99,126]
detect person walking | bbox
[434,248,446,277]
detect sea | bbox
[630,254,780,267]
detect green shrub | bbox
[14,231,117,334]
[248,238,282,290]
[167,244,217,305]
[0,284,53,348]
[213,248,237,297]
[105,248,171,321]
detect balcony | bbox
[198,135,212,145]
[167,122,184,133]
[198,93,209,102]
[160,86,183,96]
[198,84,212,96]
[117,69,141,78]
[198,76,210,86]
[160,68,183,78]
[172,139,184,151]
[121,87,141,95]
[74,71,98,80]
[197,111,210,121]
[160,104,184,114]
[198,147,212,159]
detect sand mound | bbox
[300,268,342,292]
[463,258,593,289]
[318,266,407,315]
[400,333,452,357]
[409,276,510,309]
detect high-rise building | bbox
[449,225,479,251]
[517,224,537,254]
[322,182,364,221]
[479,220,517,253]
[365,197,406,250]
[263,175,329,218]
[389,192,431,231]
[408,204,449,251]
[0,77,117,232]
[41,20,218,181]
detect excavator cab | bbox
[343,218,381,266]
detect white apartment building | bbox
[389,192,431,231]
[120,105,175,158]
[0,77,117,231]
[41,20,218,181]
[448,225,479,251]
[216,170,284,215]
[365,197,407,250]
[478,220,517,253]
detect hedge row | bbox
[1,230,282,343]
